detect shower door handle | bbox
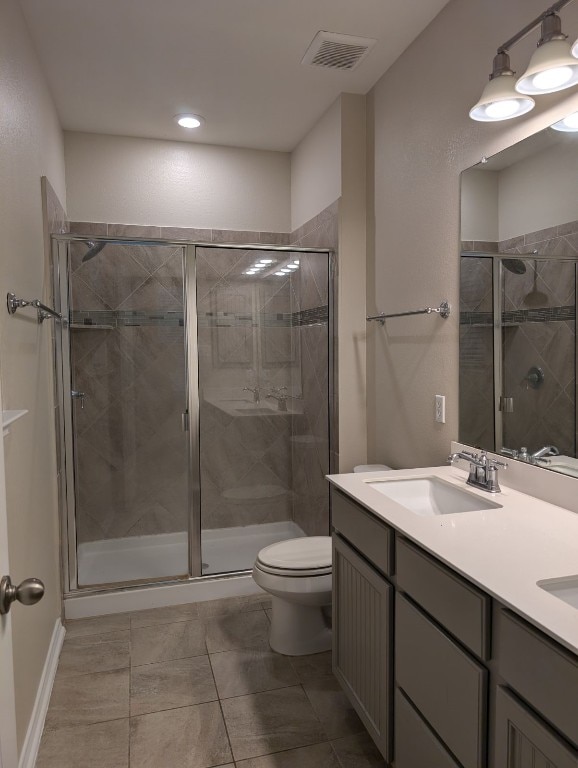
[71,390,85,409]
[182,411,190,432]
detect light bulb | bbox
[551,110,578,131]
[484,100,521,119]
[532,66,573,91]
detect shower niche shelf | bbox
[3,409,28,437]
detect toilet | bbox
[253,467,390,656]
[252,536,332,656]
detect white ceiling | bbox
[19,0,450,152]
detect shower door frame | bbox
[53,235,336,597]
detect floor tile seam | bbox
[63,629,132,643]
[298,682,331,740]
[129,694,220,719]
[45,713,131,734]
[130,648,209,667]
[211,667,236,768]
[55,662,131,680]
[206,640,273,658]
[129,614,199,630]
[129,651,210,670]
[234,739,337,766]
[214,679,304,703]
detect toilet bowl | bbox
[252,536,332,656]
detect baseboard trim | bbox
[18,618,65,768]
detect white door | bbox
[0,380,18,768]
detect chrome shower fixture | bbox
[82,241,107,262]
[470,0,578,122]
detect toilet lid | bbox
[257,536,332,574]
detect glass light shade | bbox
[551,110,578,131]
[516,39,578,94]
[470,74,535,122]
[572,36,578,58]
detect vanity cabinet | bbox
[330,487,578,768]
[332,533,393,761]
[494,687,578,768]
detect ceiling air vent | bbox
[301,31,376,72]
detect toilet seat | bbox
[256,536,332,577]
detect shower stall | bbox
[52,236,334,594]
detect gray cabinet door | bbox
[494,687,578,767]
[332,533,392,762]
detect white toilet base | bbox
[269,595,332,656]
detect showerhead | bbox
[82,240,106,262]
[502,258,527,275]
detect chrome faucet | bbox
[266,386,288,412]
[531,445,560,461]
[448,450,507,494]
[243,386,261,403]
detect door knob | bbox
[0,575,45,615]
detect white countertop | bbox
[328,465,578,655]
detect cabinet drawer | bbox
[494,686,578,767]
[496,609,578,747]
[396,594,487,768]
[396,537,490,659]
[395,688,461,768]
[331,488,392,576]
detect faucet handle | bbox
[489,458,508,469]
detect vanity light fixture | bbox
[516,12,578,94]
[174,114,204,129]
[469,53,535,121]
[551,109,578,129]
[572,35,578,55]
[470,0,578,123]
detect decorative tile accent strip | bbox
[460,306,575,326]
[70,305,329,329]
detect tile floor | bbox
[37,594,387,768]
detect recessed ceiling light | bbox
[292,260,300,265]
[274,271,285,276]
[245,270,257,275]
[259,259,274,264]
[287,264,299,270]
[175,114,204,129]
[280,269,291,273]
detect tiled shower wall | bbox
[69,213,336,544]
[290,202,338,537]
[460,218,578,456]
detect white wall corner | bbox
[18,619,65,768]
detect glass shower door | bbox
[194,246,331,575]
[66,239,189,587]
[500,257,577,458]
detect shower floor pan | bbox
[77,520,305,586]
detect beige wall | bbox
[290,98,341,231]
[64,131,291,232]
[0,0,66,753]
[338,94,368,471]
[368,0,578,469]
[460,170,498,242]
[498,140,578,241]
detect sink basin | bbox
[234,407,274,415]
[538,576,578,610]
[367,476,502,516]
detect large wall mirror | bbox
[460,117,578,478]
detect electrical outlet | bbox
[435,394,446,423]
